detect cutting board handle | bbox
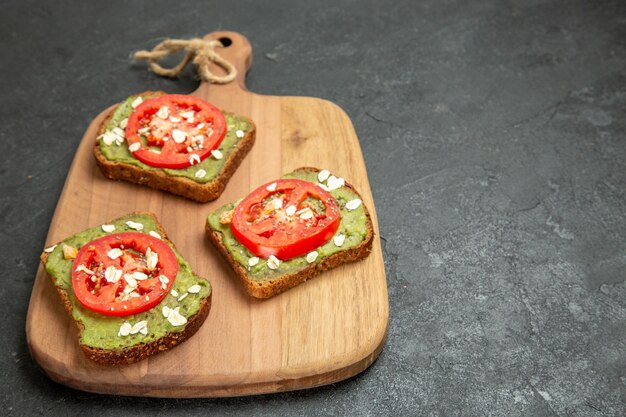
[194,31,252,94]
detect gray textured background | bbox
[2,0,625,416]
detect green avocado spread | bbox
[43,214,211,350]
[207,170,369,280]
[98,93,253,183]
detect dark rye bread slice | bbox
[205,167,374,298]
[40,212,212,366]
[94,91,256,203]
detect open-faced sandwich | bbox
[206,167,374,298]
[40,212,211,365]
[94,92,255,202]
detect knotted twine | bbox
[133,38,237,84]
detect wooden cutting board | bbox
[25,31,388,397]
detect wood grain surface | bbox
[25,31,388,397]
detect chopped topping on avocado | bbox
[149,231,162,239]
[346,199,362,211]
[112,127,125,138]
[270,198,283,210]
[299,207,314,220]
[133,271,148,280]
[101,224,116,233]
[236,129,244,138]
[100,131,123,146]
[102,126,124,145]
[165,307,187,327]
[188,284,201,294]
[267,255,280,270]
[128,142,141,152]
[181,110,195,120]
[219,209,234,224]
[191,134,205,146]
[107,248,123,259]
[266,182,277,192]
[121,286,137,301]
[326,176,345,191]
[172,129,186,143]
[248,257,259,267]
[178,292,188,301]
[333,234,346,247]
[156,105,169,119]
[189,154,201,165]
[162,306,171,318]
[119,118,128,129]
[138,127,150,135]
[118,288,137,301]
[123,274,137,289]
[44,244,57,253]
[146,247,158,271]
[126,220,144,231]
[306,251,319,263]
[75,264,94,275]
[62,244,77,259]
[318,170,330,182]
[125,276,141,292]
[195,169,207,179]
[130,320,148,335]
[131,96,143,108]
[211,149,223,160]
[118,322,132,337]
[159,274,169,290]
[171,289,179,297]
[104,266,122,283]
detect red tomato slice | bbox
[71,232,178,316]
[125,94,226,169]
[231,179,341,260]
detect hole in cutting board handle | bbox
[219,37,232,47]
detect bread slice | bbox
[40,212,212,365]
[94,91,256,203]
[206,167,374,298]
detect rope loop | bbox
[134,38,237,84]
